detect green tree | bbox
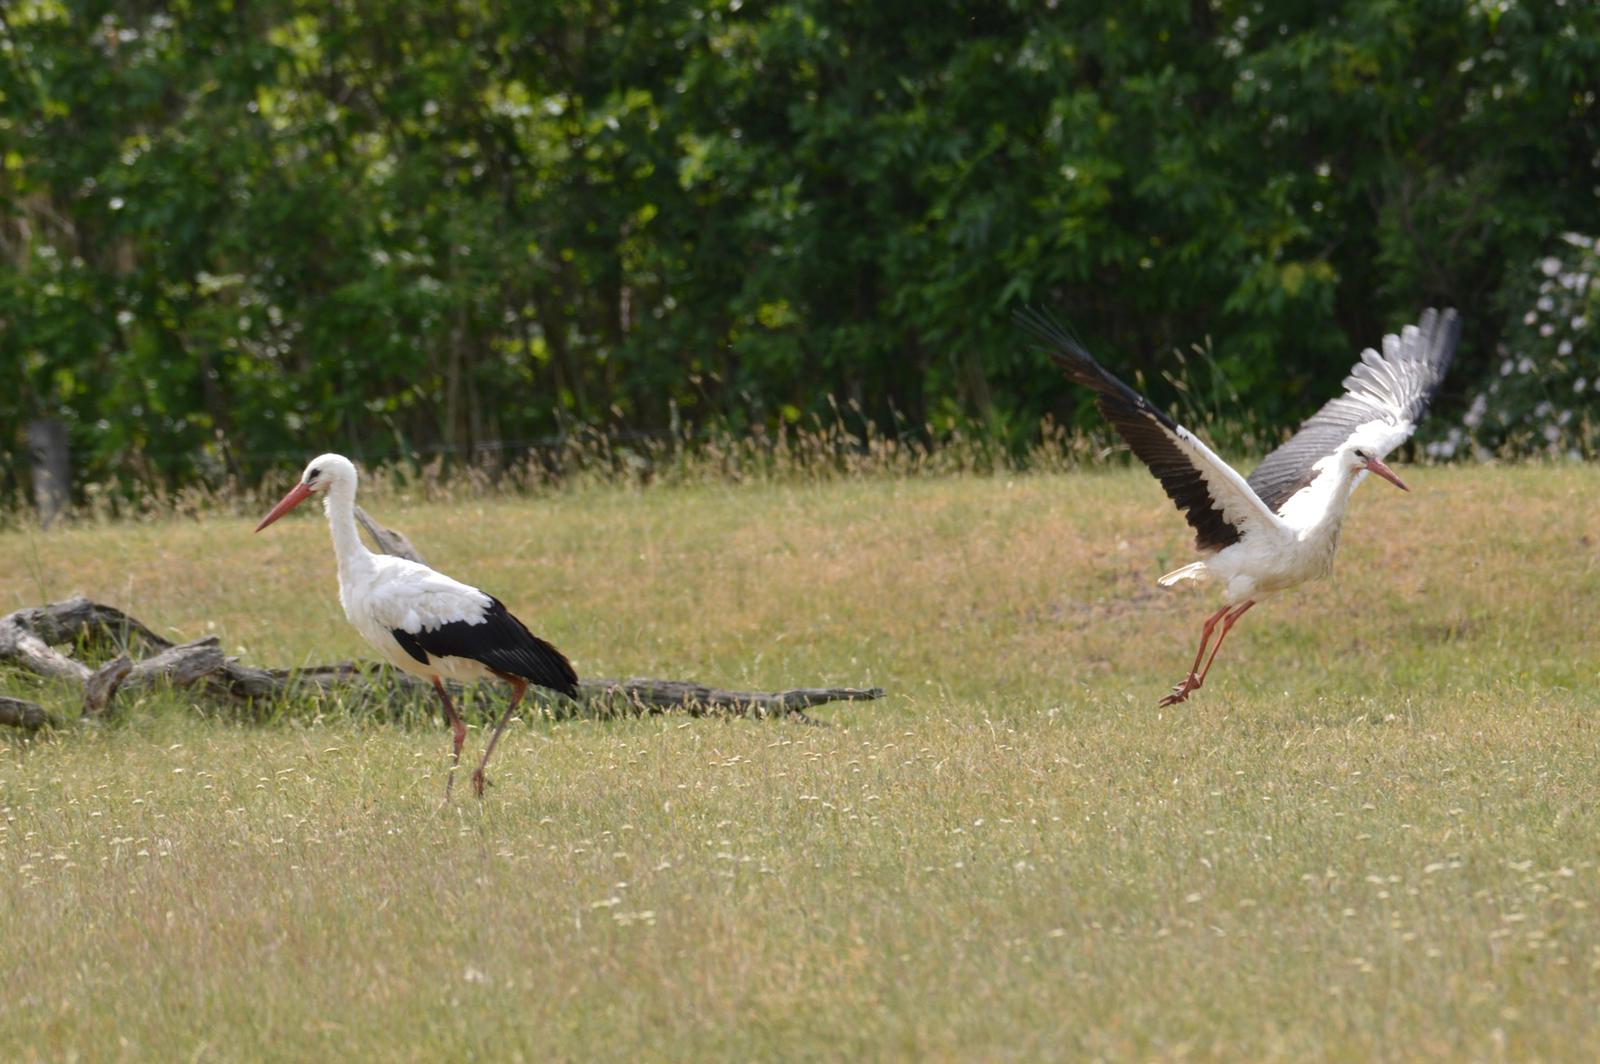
[2,1,1596,495]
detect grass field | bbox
[3,464,1599,1060]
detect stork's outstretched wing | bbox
[1246,308,1459,514]
[1017,308,1286,553]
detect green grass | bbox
[3,465,1599,1060]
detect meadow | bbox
[2,463,1598,1061]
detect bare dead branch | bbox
[354,506,427,565]
[84,657,133,716]
[2,597,174,653]
[1,695,56,731]
[0,611,93,683]
[579,678,884,720]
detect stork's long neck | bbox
[322,478,375,583]
[1282,459,1366,538]
[1319,468,1361,530]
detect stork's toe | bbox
[1159,674,1200,707]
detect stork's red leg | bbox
[433,677,467,798]
[1159,604,1231,707]
[1195,600,1256,687]
[472,677,528,798]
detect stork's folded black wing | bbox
[393,597,578,697]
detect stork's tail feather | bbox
[1158,561,1209,587]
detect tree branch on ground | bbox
[1,597,882,729]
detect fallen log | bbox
[2,597,883,728]
[0,610,93,683]
[82,638,231,717]
[0,597,174,654]
[1,695,56,731]
[579,678,884,718]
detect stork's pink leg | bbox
[433,677,467,798]
[1159,604,1231,707]
[472,677,528,798]
[1195,600,1256,687]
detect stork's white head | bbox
[1343,443,1409,493]
[255,453,358,532]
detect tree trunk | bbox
[26,417,70,527]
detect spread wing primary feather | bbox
[1247,308,1459,514]
[1016,307,1285,553]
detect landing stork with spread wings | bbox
[1018,308,1459,706]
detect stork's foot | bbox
[1159,673,1201,707]
[471,768,491,798]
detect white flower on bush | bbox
[1459,233,1599,457]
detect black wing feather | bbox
[392,597,578,697]
[1017,307,1243,552]
[1246,308,1459,513]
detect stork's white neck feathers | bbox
[1274,448,1367,535]
[321,471,375,583]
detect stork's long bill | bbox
[255,481,314,532]
[1361,456,1409,492]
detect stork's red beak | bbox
[1363,456,1409,492]
[255,481,314,531]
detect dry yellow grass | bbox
[2,464,1599,1060]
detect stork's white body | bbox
[1153,436,1372,605]
[329,533,501,686]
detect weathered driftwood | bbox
[1,695,55,731]
[0,609,95,683]
[83,638,232,717]
[1,597,883,728]
[354,505,426,565]
[0,602,230,718]
[579,678,884,718]
[0,597,174,656]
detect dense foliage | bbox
[2,0,1597,492]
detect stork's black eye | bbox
[307,467,321,481]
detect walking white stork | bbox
[1018,307,1459,706]
[255,453,578,797]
